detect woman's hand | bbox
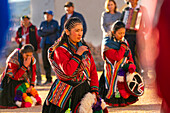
[19,38,25,42]
[26,86,33,93]
[76,46,88,56]
[92,92,97,105]
[23,56,32,67]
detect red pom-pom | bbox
[128,64,136,73]
[35,96,42,105]
[21,102,32,108]
[117,82,130,99]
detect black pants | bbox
[125,33,140,72]
[125,33,136,64]
[42,44,52,82]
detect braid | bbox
[81,38,89,48]
[58,17,89,50]
[58,32,68,46]
[64,17,82,31]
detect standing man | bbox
[60,2,87,38]
[38,10,60,85]
[121,0,150,73]
[15,15,42,85]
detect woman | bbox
[99,21,139,107]
[42,17,99,113]
[101,0,122,37]
[0,44,41,109]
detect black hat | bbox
[64,2,74,7]
[21,15,30,20]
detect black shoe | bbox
[43,81,52,86]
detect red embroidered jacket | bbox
[2,49,36,86]
[53,46,99,93]
[104,44,134,64]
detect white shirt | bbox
[67,14,72,20]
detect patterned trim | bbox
[30,82,35,86]
[47,79,74,108]
[91,86,99,93]
[48,42,91,81]
[0,105,17,109]
[71,56,81,64]
[21,65,27,71]
[106,58,126,99]
[105,98,138,107]
[121,44,127,50]
[32,57,36,65]
[91,86,99,90]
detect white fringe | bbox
[79,92,95,113]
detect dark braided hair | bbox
[20,44,34,54]
[111,20,125,38]
[58,17,89,48]
[19,44,34,67]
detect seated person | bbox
[0,44,41,109]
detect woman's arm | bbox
[6,62,28,80]
[53,47,82,76]
[104,44,126,64]
[89,53,99,94]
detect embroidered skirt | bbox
[42,79,91,113]
[0,76,25,109]
[99,71,138,107]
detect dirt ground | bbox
[0,73,162,113]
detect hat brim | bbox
[22,17,30,20]
[43,12,48,14]
[64,5,72,7]
[43,12,53,15]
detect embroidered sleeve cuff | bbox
[71,54,82,64]
[121,44,127,50]
[91,86,99,94]
[30,82,35,87]
[21,65,28,71]
[128,61,134,64]
[74,54,82,60]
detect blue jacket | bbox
[60,11,87,38]
[38,19,60,48]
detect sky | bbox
[8,0,29,3]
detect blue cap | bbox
[43,10,53,15]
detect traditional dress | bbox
[99,36,138,107]
[0,48,41,109]
[42,41,99,113]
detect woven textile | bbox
[47,79,74,108]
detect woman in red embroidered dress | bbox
[99,21,139,107]
[42,17,100,113]
[0,44,41,109]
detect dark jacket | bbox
[38,19,60,48]
[60,11,87,38]
[15,23,41,51]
